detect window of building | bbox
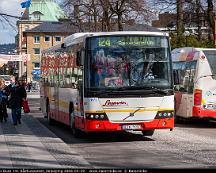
[25,25,29,31]
[55,36,61,42]
[33,62,40,68]
[33,48,40,54]
[45,36,50,42]
[32,11,43,21]
[34,36,40,44]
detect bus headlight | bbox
[155,111,174,119]
[85,113,108,120]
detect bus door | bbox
[186,61,197,117]
[173,62,188,118]
[52,65,59,121]
[54,79,59,121]
[77,76,85,129]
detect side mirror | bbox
[76,49,85,66]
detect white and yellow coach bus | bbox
[40,31,174,137]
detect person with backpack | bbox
[0,78,8,123]
[6,76,27,125]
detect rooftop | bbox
[21,0,67,21]
[23,21,73,34]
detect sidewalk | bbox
[0,95,91,168]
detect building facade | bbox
[152,12,210,36]
[16,0,68,82]
[23,22,73,81]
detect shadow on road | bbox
[37,117,155,144]
[175,118,216,129]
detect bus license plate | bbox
[122,124,141,130]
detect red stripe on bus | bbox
[193,106,216,118]
[50,109,174,132]
[85,117,174,132]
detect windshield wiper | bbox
[87,87,172,96]
[151,87,173,95]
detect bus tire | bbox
[71,124,83,138]
[174,115,182,124]
[47,103,54,125]
[69,104,81,138]
[142,130,155,136]
[69,103,75,128]
[45,98,49,118]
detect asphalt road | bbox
[29,95,216,169]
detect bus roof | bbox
[171,47,216,62]
[64,31,169,47]
[43,31,169,53]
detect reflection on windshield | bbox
[88,36,171,89]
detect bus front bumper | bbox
[193,106,216,118]
[84,117,174,132]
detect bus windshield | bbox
[203,50,216,75]
[86,35,172,91]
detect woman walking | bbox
[6,76,27,125]
[0,78,8,122]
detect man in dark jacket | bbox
[6,76,27,125]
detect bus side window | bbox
[173,62,186,92]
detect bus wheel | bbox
[142,130,155,136]
[47,104,54,125]
[174,115,182,124]
[71,124,82,138]
[45,99,49,118]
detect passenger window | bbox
[173,61,197,93]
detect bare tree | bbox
[63,0,154,32]
[176,0,184,36]
[206,0,215,40]
[99,0,113,31]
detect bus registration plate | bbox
[122,124,142,130]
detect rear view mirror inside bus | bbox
[76,49,84,66]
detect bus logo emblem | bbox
[103,100,128,106]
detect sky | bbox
[0,0,62,45]
[0,0,24,44]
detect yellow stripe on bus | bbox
[52,98,174,113]
[85,108,174,114]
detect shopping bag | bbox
[22,100,30,113]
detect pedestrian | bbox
[0,78,8,123]
[6,76,27,125]
[28,81,32,92]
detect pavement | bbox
[0,92,91,169]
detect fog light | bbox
[100,114,104,119]
[168,113,171,117]
[162,121,166,126]
[96,124,100,128]
[90,115,94,118]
